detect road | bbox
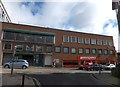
[31,73,114,87]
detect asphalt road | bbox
[31,73,114,87]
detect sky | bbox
[2,0,119,51]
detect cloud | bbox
[2,0,119,51]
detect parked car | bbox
[92,64,103,71]
[78,63,93,71]
[3,59,29,69]
[105,64,116,70]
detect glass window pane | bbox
[63,35,69,42]
[78,48,83,54]
[55,46,61,53]
[71,48,76,54]
[4,43,12,50]
[85,38,90,44]
[92,49,96,54]
[71,36,76,43]
[91,39,96,44]
[26,44,34,52]
[85,48,90,54]
[63,47,69,53]
[36,45,43,53]
[78,37,83,43]
[46,46,52,53]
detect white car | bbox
[105,64,116,70]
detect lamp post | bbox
[98,53,101,74]
[11,46,16,75]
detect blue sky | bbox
[2,0,119,51]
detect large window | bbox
[3,31,15,40]
[104,49,108,55]
[71,36,77,43]
[71,48,76,54]
[46,46,52,53]
[91,39,96,44]
[63,47,69,53]
[103,40,108,45]
[92,48,96,54]
[3,43,12,50]
[108,40,113,46]
[36,45,43,53]
[78,48,84,54]
[15,44,24,52]
[98,49,102,55]
[97,39,102,45]
[78,37,83,43]
[45,36,54,43]
[63,35,69,42]
[110,50,113,55]
[26,44,34,52]
[85,48,90,54]
[85,38,90,44]
[55,46,61,53]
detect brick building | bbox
[0,22,117,67]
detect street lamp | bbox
[11,46,16,75]
[98,53,101,74]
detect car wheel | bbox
[4,65,10,68]
[22,65,27,69]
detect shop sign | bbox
[78,56,97,60]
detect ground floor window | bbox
[3,43,12,50]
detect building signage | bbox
[78,56,97,60]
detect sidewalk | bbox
[92,73,120,86]
[2,73,34,87]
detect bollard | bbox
[21,74,25,87]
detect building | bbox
[0,22,117,67]
[0,0,11,23]
[112,0,120,63]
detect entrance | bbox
[22,55,34,66]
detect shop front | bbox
[77,56,98,65]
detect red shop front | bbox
[77,56,98,65]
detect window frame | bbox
[71,47,76,54]
[63,47,69,54]
[63,35,69,42]
[85,48,90,54]
[3,43,12,50]
[55,46,61,53]
[71,36,77,43]
[78,48,84,54]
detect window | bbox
[110,50,113,55]
[98,49,102,55]
[36,45,43,53]
[46,46,52,53]
[85,48,90,54]
[3,31,15,40]
[78,37,83,43]
[63,47,69,53]
[103,40,108,45]
[26,44,34,52]
[97,39,102,45]
[85,38,90,44]
[71,36,77,43]
[71,48,76,54]
[104,50,108,55]
[63,35,69,42]
[15,45,23,52]
[55,46,61,53]
[108,40,113,46]
[91,39,96,44]
[92,49,96,54]
[78,48,84,54]
[4,43,12,50]
[45,36,54,43]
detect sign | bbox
[78,56,97,60]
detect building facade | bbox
[0,22,117,67]
[0,0,11,23]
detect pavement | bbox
[0,66,120,87]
